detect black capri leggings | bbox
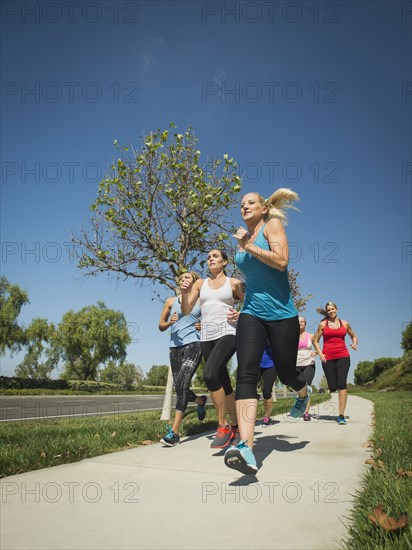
[169,342,202,412]
[323,357,350,391]
[259,367,277,399]
[201,335,236,394]
[297,363,315,386]
[236,314,306,400]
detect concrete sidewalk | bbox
[1,394,373,550]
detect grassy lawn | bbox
[0,393,330,478]
[342,391,412,549]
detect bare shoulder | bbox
[193,278,205,291]
[264,217,284,234]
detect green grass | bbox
[0,393,330,478]
[342,391,412,549]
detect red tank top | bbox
[322,320,349,360]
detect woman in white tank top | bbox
[296,316,317,420]
[181,249,245,449]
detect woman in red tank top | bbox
[313,301,358,425]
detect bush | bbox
[0,376,69,390]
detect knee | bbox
[204,372,221,392]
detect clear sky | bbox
[1,0,411,387]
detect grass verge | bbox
[0,393,330,478]
[342,391,412,549]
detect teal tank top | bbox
[169,298,201,348]
[235,225,297,321]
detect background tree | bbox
[15,318,59,379]
[319,374,329,391]
[401,321,412,353]
[100,360,144,390]
[288,269,313,312]
[74,124,241,292]
[56,301,131,380]
[144,364,169,386]
[0,276,29,355]
[73,124,241,418]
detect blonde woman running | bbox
[224,189,311,475]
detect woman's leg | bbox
[301,364,315,414]
[202,336,237,426]
[235,315,267,448]
[336,357,350,416]
[170,343,202,434]
[267,317,303,391]
[260,367,277,419]
[323,360,338,392]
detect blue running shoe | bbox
[290,386,312,418]
[160,425,180,447]
[224,441,258,475]
[197,395,207,421]
[338,415,347,425]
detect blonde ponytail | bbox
[265,188,300,225]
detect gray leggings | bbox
[169,342,202,412]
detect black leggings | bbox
[323,357,350,391]
[169,342,202,412]
[259,367,277,399]
[236,314,305,400]
[201,335,236,394]
[297,363,315,385]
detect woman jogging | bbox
[181,249,244,449]
[158,271,207,446]
[224,189,311,475]
[313,301,358,425]
[296,316,317,421]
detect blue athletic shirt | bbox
[235,224,297,321]
[169,298,201,348]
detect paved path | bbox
[1,394,373,550]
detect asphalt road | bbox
[0,392,294,422]
[0,395,173,422]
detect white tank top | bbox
[200,277,237,341]
[297,331,314,367]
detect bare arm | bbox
[309,333,318,357]
[180,279,203,315]
[227,278,245,323]
[232,278,245,303]
[343,321,358,350]
[313,322,327,362]
[158,297,177,332]
[234,218,289,271]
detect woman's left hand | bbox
[227,307,240,323]
[350,342,357,350]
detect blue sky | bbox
[1,0,411,386]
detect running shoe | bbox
[197,395,207,421]
[231,425,240,446]
[262,415,271,427]
[224,441,258,475]
[160,426,180,447]
[338,415,347,425]
[303,412,311,421]
[210,424,233,449]
[290,386,312,418]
